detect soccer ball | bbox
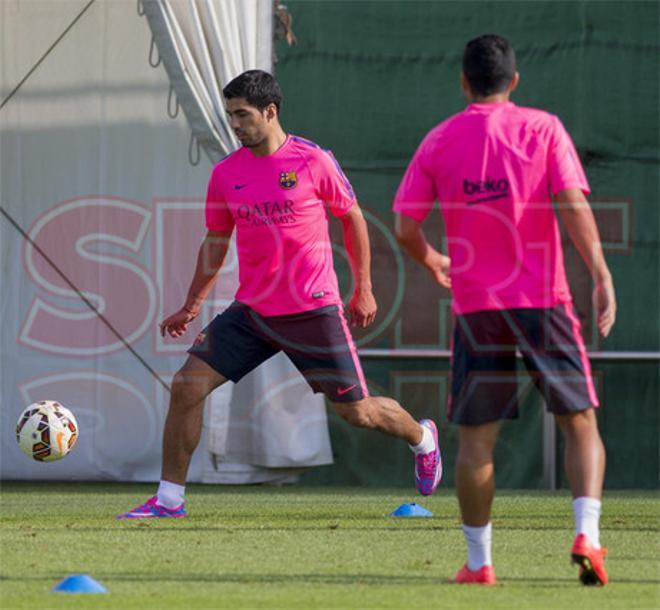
[16,401,78,462]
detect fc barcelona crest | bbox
[279,171,297,189]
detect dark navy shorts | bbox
[188,302,368,403]
[448,304,599,426]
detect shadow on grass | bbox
[502,575,660,585]
[19,526,451,532]
[7,522,660,533]
[2,572,659,587]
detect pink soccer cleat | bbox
[451,564,497,585]
[116,496,186,519]
[414,419,442,496]
[571,533,609,586]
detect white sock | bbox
[409,424,434,455]
[157,480,185,508]
[463,523,493,570]
[573,496,601,548]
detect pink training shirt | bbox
[205,135,356,316]
[393,101,590,314]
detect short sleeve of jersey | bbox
[392,137,437,223]
[205,166,235,232]
[548,117,590,196]
[314,149,357,217]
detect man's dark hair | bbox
[462,34,516,97]
[222,70,282,111]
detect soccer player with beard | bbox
[117,70,442,519]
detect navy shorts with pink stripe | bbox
[448,304,598,426]
[188,301,368,403]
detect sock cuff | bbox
[409,424,434,455]
[573,496,602,510]
[159,480,186,495]
[462,522,492,539]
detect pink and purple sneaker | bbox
[415,419,442,496]
[116,496,186,519]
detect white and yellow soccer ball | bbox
[16,401,79,462]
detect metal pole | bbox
[542,409,557,490]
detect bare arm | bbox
[339,204,377,328]
[160,229,232,338]
[394,214,451,288]
[556,188,616,337]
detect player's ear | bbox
[509,71,520,94]
[460,72,471,100]
[265,103,278,122]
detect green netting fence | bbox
[275,0,659,489]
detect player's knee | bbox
[170,367,214,408]
[333,399,374,429]
[457,424,498,464]
[456,445,493,469]
[556,407,598,436]
[170,371,194,407]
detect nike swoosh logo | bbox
[234,184,248,190]
[337,384,357,396]
[466,192,508,205]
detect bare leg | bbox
[331,396,423,445]
[455,422,500,526]
[555,408,605,499]
[557,408,607,584]
[161,356,227,485]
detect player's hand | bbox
[427,252,452,289]
[348,288,377,328]
[593,277,616,338]
[160,307,199,338]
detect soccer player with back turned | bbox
[117,70,442,520]
[394,35,616,586]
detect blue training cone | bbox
[390,502,433,517]
[53,574,107,594]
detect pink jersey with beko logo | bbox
[205,135,356,316]
[393,101,590,314]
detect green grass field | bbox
[0,484,658,609]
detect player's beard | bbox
[241,132,266,148]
